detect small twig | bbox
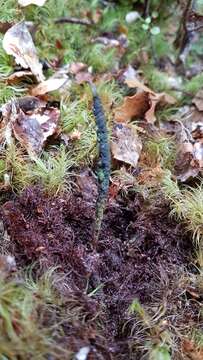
[170,87,203,100]
[143,0,150,18]
[174,0,193,61]
[90,84,111,247]
[55,17,93,26]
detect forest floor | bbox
[0,0,203,359]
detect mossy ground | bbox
[0,0,202,359]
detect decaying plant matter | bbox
[0,0,202,359]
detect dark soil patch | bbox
[0,186,197,359]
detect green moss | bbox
[0,0,18,22]
[83,44,117,73]
[0,268,72,359]
[31,146,74,195]
[162,174,203,245]
[0,84,26,106]
[184,73,203,95]
[143,65,173,92]
[97,80,123,109]
[61,96,97,165]
[152,32,173,58]
[0,40,13,77]
[145,135,176,170]
[5,144,32,192]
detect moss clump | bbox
[0,268,72,359]
[0,0,18,22]
[31,147,74,195]
[83,44,117,73]
[145,135,176,170]
[163,174,203,245]
[184,73,203,95]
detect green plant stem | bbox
[91,84,111,247]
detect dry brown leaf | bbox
[75,71,93,84]
[6,70,34,84]
[171,107,203,181]
[1,97,60,155]
[192,89,203,111]
[115,79,176,123]
[175,141,199,181]
[69,62,87,74]
[18,0,47,6]
[3,22,44,82]
[145,92,176,124]
[114,92,150,122]
[0,22,13,34]
[31,76,69,96]
[111,123,142,167]
[125,78,154,93]
[182,339,203,360]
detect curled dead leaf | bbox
[115,79,176,123]
[182,339,203,360]
[192,89,203,111]
[114,92,150,122]
[69,62,87,74]
[31,76,69,96]
[125,78,154,93]
[111,123,142,167]
[6,70,34,84]
[3,22,44,82]
[75,71,93,84]
[1,97,60,155]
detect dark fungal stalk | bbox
[91,84,111,246]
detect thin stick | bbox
[174,0,193,56]
[55,17,93,26]
[143,0,150,18]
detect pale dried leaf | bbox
[69,62,87,74]
[192,89,203,111]
[3,22,44,82]
[125,11,141,24]
[111,123,142,167]
[18,0,47,6]
[125,78,154,93]
[114,92,149,122]
[75,346,90,360]
[7,70,33,84]
[31,76,69,96]
[182,339,203,360]
[1,97,60,155]
[116,81,176,123]
[12,107,60,154]
[75,71,93,84]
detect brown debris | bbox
[3,22,44,82]
[6,70,34,84]
[114,91,150,122]
[111,123,142,167]
[192,89,203,111]
[0,186,194,359]
[1,96,60,154]
[115,79,176,123]
[182,339,203,360]
[18,0,47,6]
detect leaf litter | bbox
[18,0,47,6]
[3,22,45,82]
[0,0,203,359]
[115,78,176,123]
[1,96,60,155]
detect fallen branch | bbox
[55,17,93,26]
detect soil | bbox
[0,173,198,359]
